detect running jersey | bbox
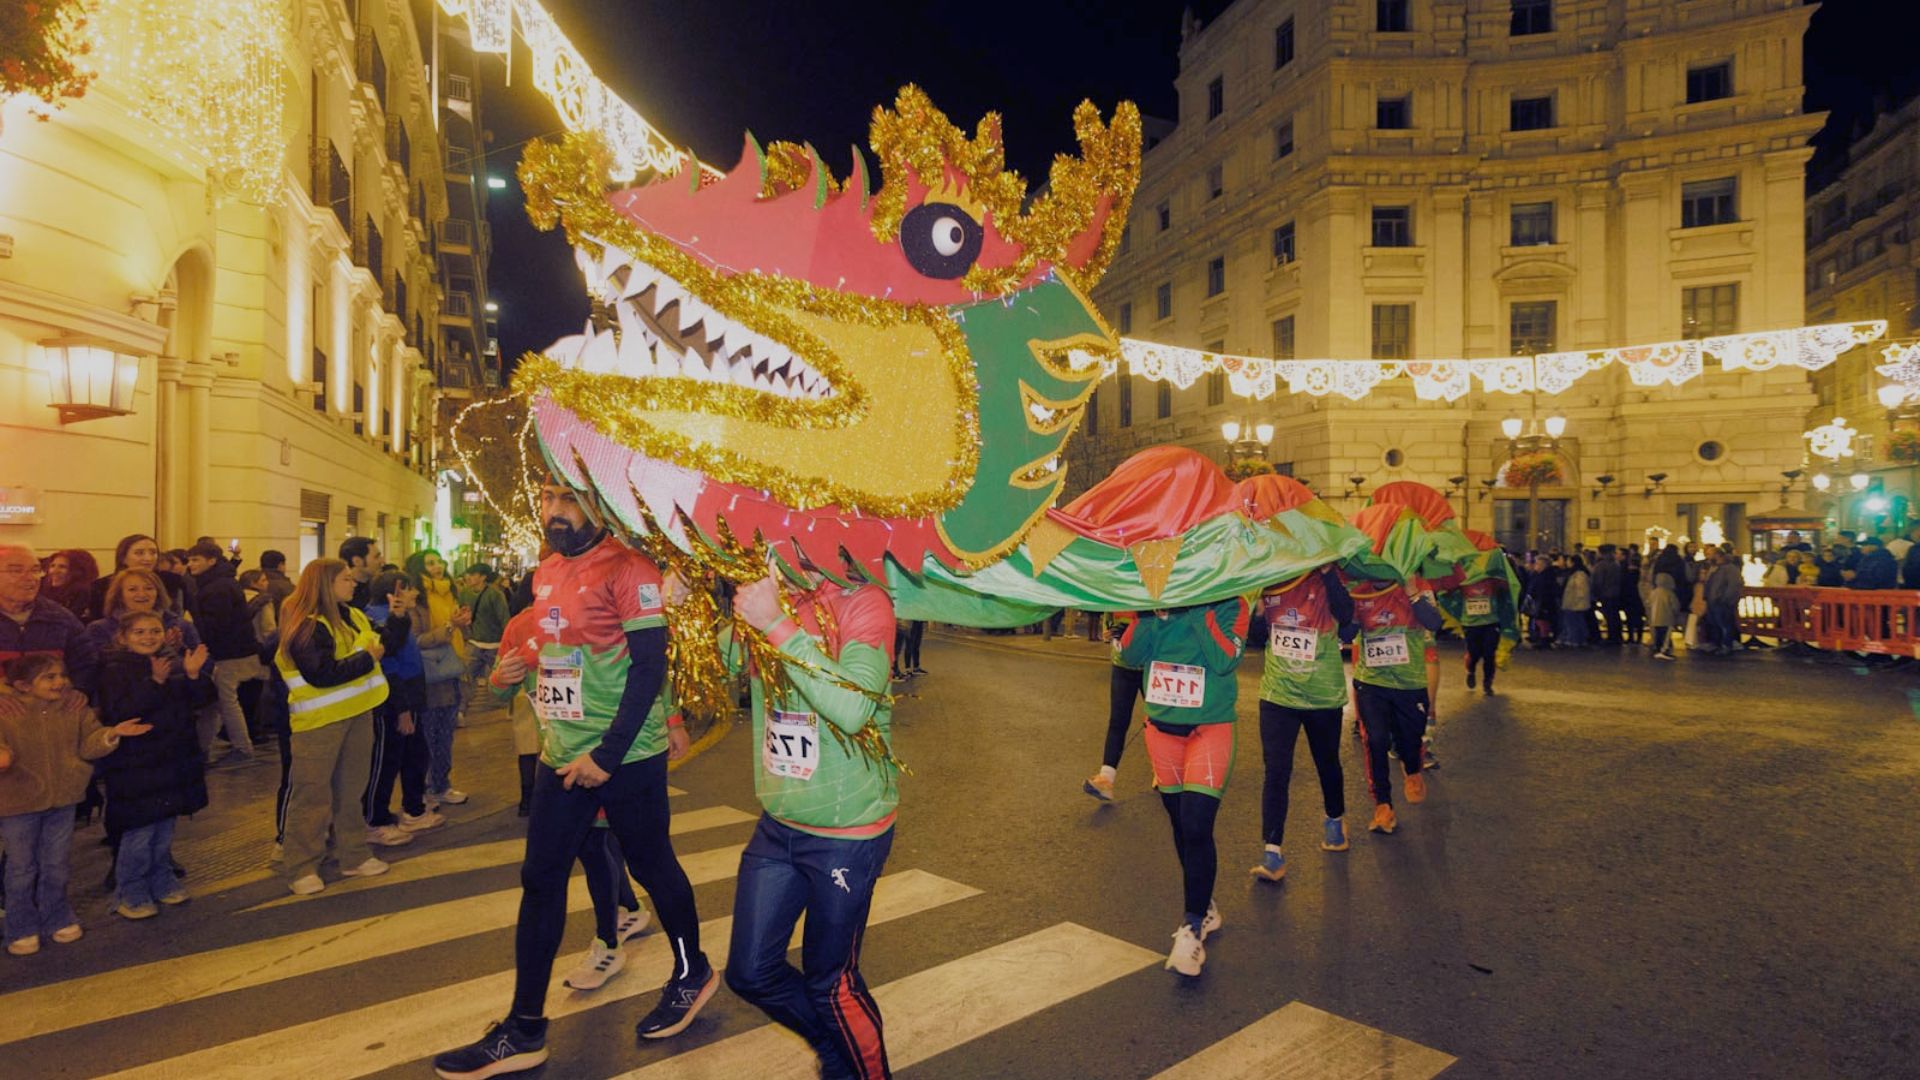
[496,539,671,768]
[731,581,898,839]
[1459,578,1500,627]
[1258,571,1346,710]
[1349,582,1431,691]
[1115,597,1250,726]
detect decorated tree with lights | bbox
[1502,452,1563,488]
[0,0,93,119]
[447,394,542,552]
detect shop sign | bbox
[0,486,42,525]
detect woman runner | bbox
[1251,567,1355,882]
[1115,597,1251,976]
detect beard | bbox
[544,517,603,557]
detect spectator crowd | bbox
[0,534,522,956]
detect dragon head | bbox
[515,86,1139,581]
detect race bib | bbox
[763,709,820,780]
[1269,628,1318,663]
[1145,661,1206,709]
[1362,632,1410,668]
[1466,597,1492,617]
[535,651,585,723]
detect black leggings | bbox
[1463,624,1500,690]
[363,704,428,826]
[1257,701,1344,847]
[581,827,641,948]
[903,621,925,669]
[512,753,701,1017]
[1158,790,1221,920]
[1102,664,1144,769]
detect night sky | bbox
[477,0,1901,368]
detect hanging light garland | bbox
[1109,320,1885,404]
[88,0,287,205]
[435,0,719,183]
[448,394,545,553]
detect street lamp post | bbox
[1221,417,1275,471]
[1502,412,1566,551]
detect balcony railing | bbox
[445,291,473,317]
[439,218,472,247]
[443,72,471,102]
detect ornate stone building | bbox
[1804,95,1920,532]
[0,0,468,567]
[1070,0,1827,552]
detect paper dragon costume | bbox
[510,87,1369,628]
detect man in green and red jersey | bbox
[1347,574,1444,836]
[1083,610,1141,802]
[1251,567,1357,884]
[1458,574,1505,696]
[434,481,711,1080]
[1116,596,1251,977]
[688,568,899,1080]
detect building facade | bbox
[1071,0,1826,553]
[0,0,468,569]
[1804,96,1920,533]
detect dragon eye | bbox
[900,202,981,279]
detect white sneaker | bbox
[1200,899,1221,941]
[365,825,415,847]
[615,905,651,944]
[269,842,284,864]
[8,934,41,956]
[289,874,325,895]
[398,810,445,832]
[51,923,83,944]
[340,857,390,878]
[1165,923,1205,977]
[435,789,470,805]
[563,938,625,990]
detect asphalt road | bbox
[2,632,1915,1079]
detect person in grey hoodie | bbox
[1701,547,1746,655]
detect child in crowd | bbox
[94,611,212,919]
[239,569,278,645]
[363,571,440,844]
[0,655,134,955]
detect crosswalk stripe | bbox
[614,921,1161,1080]
[1149,1002,1455,1080]
[0,843,748,1046]
[98,869,981,1080]
[242,804,756,912]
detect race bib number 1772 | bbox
[764,710,821,781]
[1145,661,1206,709]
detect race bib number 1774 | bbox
[1145,661,1206,709]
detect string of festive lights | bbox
[89,0,288,205]
[1087,320,1888,403]
[435,0,720,183]
[447,395,546,553]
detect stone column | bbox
[1432,186,1467,356]
[180,359,215,539]
[154,355,185,541]
[1617,169,1667,341]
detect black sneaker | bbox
[433,1018,548,1079]
[1464,670,1475,689]
[635,959,718,1040]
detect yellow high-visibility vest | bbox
[276,608,388,732]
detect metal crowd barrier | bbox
[1739,586,1920,657]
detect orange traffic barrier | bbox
[1740,586,1920,657]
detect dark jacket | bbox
[262,569,295,609]
[93,647,212,833]
[459,584,510,646]
[365,602,426,714]
[256,632,289,738]
[1850,548,1899,590]
[1903,545,1920,590]
[191,560,257,662]
[1814,556,1846,588]
[1652,550,1691,609]
[1590,557,1623,602]
[1,596,98,696]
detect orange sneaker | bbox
[1369,803,1397,834]
[1082,773,1114,802]
[1404,772,1428,804]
